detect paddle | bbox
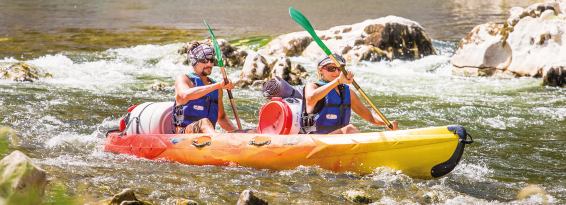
[204,20,243,130]
[289,7,393,130]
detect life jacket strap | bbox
[324,104,351,108]
[300,113,347,134]
[175,115,217,127]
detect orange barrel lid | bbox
[258,97,293,134]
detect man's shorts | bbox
[177,119,206,134]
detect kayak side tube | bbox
[430,125,474,178]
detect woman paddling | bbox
[300,53,399,134]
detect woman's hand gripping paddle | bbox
[288,7,394,130]
[204,20,243,130]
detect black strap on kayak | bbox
[118,102,154,136]
[175,115,217,127]
[462,133,474,144]
[119,116,139,137]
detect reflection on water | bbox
[0,0,544,59]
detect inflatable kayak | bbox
[104,101,473,179]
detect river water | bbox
[1,0,564,204]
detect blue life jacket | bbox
[173,73,219,128]
[301,81,351,134]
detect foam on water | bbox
[448,161,493,183]
[44,131,102,150]
[27,54,135,90]
[2,39,564,204]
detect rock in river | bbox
[236,190,268,205]
[108,188,152,205]
[0,151,47,205]
[179,39,247,67]
[451,0,566,86]
[0,62,52,82]
[268,55,308,86]
[234,51,270,88]
[259,16,436,62]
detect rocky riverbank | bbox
[451,0,566,87]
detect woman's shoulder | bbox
[304,82,319,90]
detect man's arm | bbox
[175,74,222,105]
[216,90,238,132]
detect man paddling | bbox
[173,42,238,133]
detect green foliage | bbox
[0,126,17,155]
[44,182,78,205]
[0,138,8,155]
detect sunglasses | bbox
[198,58,215,64]
[322,66,341,72]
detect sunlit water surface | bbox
[1,40,564,204]
[1,0,565,204]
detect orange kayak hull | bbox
[104,125,472,179]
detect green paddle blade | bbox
[289,7,331,55]
[204,20,224,67]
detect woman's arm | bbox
[304,71,354,113]
[303,82,337,113]
[350,87,398,130]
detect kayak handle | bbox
[105,129,122,138]
[249,140,271,146]
[459,133,474,144]
[192,141,211,148]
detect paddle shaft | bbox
[328,55,393,130]
[220,67,242,130]
[204,20,242,130]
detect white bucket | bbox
[125,102,175,135]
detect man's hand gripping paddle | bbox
[204,20,243,130]
[288,7,393,130]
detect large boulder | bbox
[0,126,18,153]
[542,63,566,86]
[268,55,308,86]
[259,16,436,62]
[179,39,247,67]
[450,23,512,71]
[505,16,566,78]
[259,32,313,57]
[234,51,270,88]
[451,0,566,86]
[0,151,47,205]
[0,62,52,82]
[216,39,248,67]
